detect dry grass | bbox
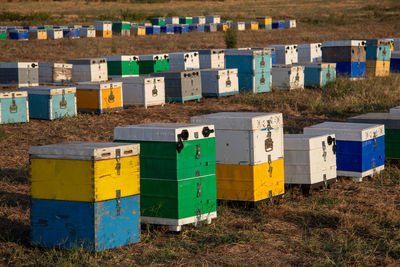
[2,0,400,265]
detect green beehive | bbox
[138,54,170,74]
[150,17,166,26]
[114,123,217,232]
[179,17,193,24]
[112,21,131,31]
[0,30,6,40]
[103,55,139,77]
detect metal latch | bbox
[326,70,331,79]
[323,174,327,189]
[152,83,158,97]
[265,120,273,152]
[108,86,115,103]
[295,71,300,83]
[373,132,377,152]
[195,144,201,159]
[260,56,265,67]
[59,89,67,109]
[9,93,18,113]
[322,141,327,162]
[116,190,121,216]
[268,155,273,177]
[115,149,121,175]
[226,74,231,87]
[260,71,265,85]
[197,182,202,197]
[196,208,201,218]
[195,170,200,177]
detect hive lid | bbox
[114,123,215,142]
[348,113,400,129]
[0,91,27,98]
[190,112,282,131]
[284,133,336,150]
[29,142,140,160]
[303,121,384,141]
[21,86,76,95]
[322,40,366,47]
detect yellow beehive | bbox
[96,30,112,38]
[256,16,272,25]
[132,26,146,36]
[37,29,47,40]
[217,23,229,32]
[366,60,390,77]
[30,142,140,202]
[245,21,259,31]
[76,82,123,113]
[216,158,285,202]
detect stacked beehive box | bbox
[131,26,146,36]
[9,29,28,40]
[265,45,298,64]
[165,16,179,25]
[285,20,296,28]
[231,22,245,31]
[217,23,229,32]
[151,70,202,103]
[180,17,193,24]
[322,40,366,79]
[75,82,123,113]
[271,65,304,90]
[192,16,206,25]
[200,68,239,97]
[161,25,174,34]
[365,39,391,77]
[114,123,217,232]
[112,76,165,108]
[225,49,272,93]
[304,122,385,181]
[150,17,166,26]
[94,21,112,38]
[298,43,322,63]
[206,15,220,24]
[104,56,139,78]
[348,113,400,159]
[284,134,337,193]
[256,16,272,30]
[272,21,285,29]
[80,26,96,38]
[28,29,47,40]
[47,28,63,39]
[62,28,80,39]
[29,142,140,250]
[145,25,160,35]
[0,91,29,124]
[23,86,77,120]
[112,21,130,36]
[67,58,108,82]
[38,63,73,85]
[245,21,259,30]
[0,29,7,40]
[302,63,336,87]
[197,49,225,69]
[204,23,217,32]
[0,62,39,87]
[169,52,200,71]
[138,54,170,74]
[390,51,400,73]
[191,112,284,203]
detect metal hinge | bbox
[115,149,121,175]
[265,120,273,152]
[322,141,327,162]
[260,71,265,85]
[108,85,115,103]
[373,132,377,152]
[9,93,18,113]
[60,89,67,109]
[116,190,121,216]
[197,182,202,197]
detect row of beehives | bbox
[30,109,391,251]
[0,16,296,41]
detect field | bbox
[2,0,400,265]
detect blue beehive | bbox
[390,51,400,73]
[366,39,391,61]
[160,25,174,34]
[173,25,183,34]
[0,91,29,124]
[188,24,197,32]
[23,86,77,120]
[9,29,28,40]
[225,49,272,93]
[197,24,205,32]
[30,195,140,251]
[63,28,80,39]
[181,24,189,33]
[301,63,336,87]
[304,122,385,181]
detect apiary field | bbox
[2,0,400,265]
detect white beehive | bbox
[206,15,221,24]
[192,16,206,24]
[298,43,322,63]
[265,45,298,64]
[47,29,63,39]
[165,17,179,24]
[197,49,225,69]
[80,26,96,38]
[38,63,73,85]
[272,65,304,90]
[200,68,238,97]
[94,21,112,31]
[168,52,200,71]
[284,133,337,186]
[67,58,108,82]
[232,22,245,31]
[191,112,284,165]
[112,76,165,108]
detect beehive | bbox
[29,142,140,250]
[161,25,174,34]
[173,25,189,34]
[393,38,400,51]
[365,39,391,77]
[179,17,193,24]
[112,21,130,36]
[204,23,217,32]
[348,113,400,159]
[22,86,76,120]
[366,60,390,77]
[131,26,146,36]
[0,91,29,124]
[301,63,336,87]
[104,56,139,78]
[304,122,385,180]
[196,24,205,32]
[150,17,166,26]
[9,29,28,40]
[216,23,229,32]
[151,70,202,103]
[232,22,245,31]
[46,29,63,39]
[284,134,337,188]
[285,20,296,28]
[114,123,217,232]
[80,26,96,38]
[206,15,221,24]
[192,16,206,24]
[256,16,272,29]
[145,25,160,35]
[67,58,108,82]
[0,29,6,40]
[28,29,47,40]
[169,52,200,71]
[272,20,285,29]
[75,82,123,113]
[62,28,80,39]
[38,63,73,85]
[265,44,298,64]
[191,112,284,202]
[322,40,366,79]
[0,62,39,87]
[390,51,400,73]
[197,49,225,69]
[263,47,276,64]
[245,21,259,30]
[225,49,272,93]
[37,25,53,30]
[165,16,179,24]
[298,43,322,63]
[94,21,112,38]
[200,68,239,97]
[138,54,170,74]
[112,76,165,108]
[271,65,304,90]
